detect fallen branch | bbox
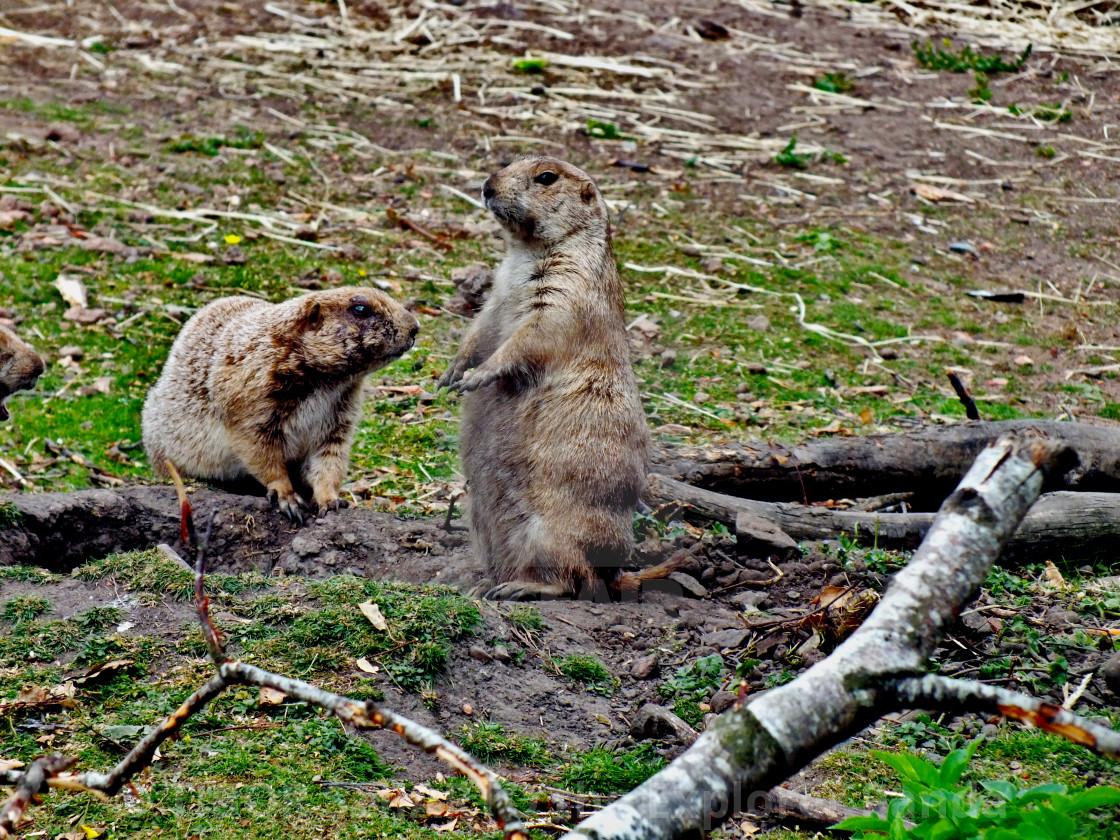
[567,432,1120,840]
[0,508,525,840]
[651,420,1115,505]
[646,474,1120,561]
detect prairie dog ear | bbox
[305,301,322,328]
[580,181,596,203]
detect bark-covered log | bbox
[651,420,1112,505]
[569,433,1120,840]
[647,474,1120,561]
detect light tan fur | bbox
[439,156,660,600]
[0,323,45,422]
[143,288,418,522]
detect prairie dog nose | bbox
[482,179,496,201]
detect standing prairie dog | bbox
[0,323,45,422]
[143,288,418,523]
[440,157,674,600]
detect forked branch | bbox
[568,432,1120,840]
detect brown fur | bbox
[0,323,45,422]
[439,156,659,600]
[142,288,418,522]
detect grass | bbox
[560,745,667,794]
[553,654,617,696]
[456,720,552,767]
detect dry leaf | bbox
[74,659,134,687]
[432,819,459,832]
[359,601,388,631]
[355,657,378,673]
[1043,561,1065,588]
[0,759,25,773]
[910,182,975,204]
[740,820,760,836]
[389,791,417,809]
[53,274,89,309]
[414,784,448,801]
[425,801,451,817]
[259,686,286,706]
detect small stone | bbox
[980,723,1001,739]
[462,703,473,715]
[660,349,678,368]
[709,690,737,714]
[787,591,800,600]
[290,534,322,557]
[222,245,247,265]
[667,572,708,599]
[746,315,770,333]
[692,391,710,404]
[949,241,976,256]
[731,590,767,612]
[629,703,698,745]
[468,646,492,663]
[630,653,659,679]
[735,512,798,558]
[58,345,83,360]
[1013,354,1033,366]
[746,362,767,375]
[701,628,750,649]
[490,645,512,663]
[700,256,724,273]
[1101,652,1120,696]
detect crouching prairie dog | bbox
[143,288,418,522]
[439,156,681,600]
[0,323,45,422]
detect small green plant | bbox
[561,745,667,794]
[168,127,263,155]
[1,595,52,624]
[586,120,627,140]
[969,71,992,103]
[512,58,547,73]
[457,721,552,767]
[660,654,726,723]
[0,500,22,528]
[506,605,544,633]
[912,40,1032,74]
[775,133,810,169]
[75,606,126,632]
[985,567,1033,597]
[0,565,58,583]
[555,654,617,696]
[1036,145,1058,159]
[835,741,1120,838]
[882,713,964,755]
[814,72,855,93]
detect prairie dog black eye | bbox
[349,302,373,318]
[533,171,559,186]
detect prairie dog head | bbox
[482,157,608,246]
[291,288,419,376]
[0,323,45,422]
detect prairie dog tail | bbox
[615,549,692,592]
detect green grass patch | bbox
[559,745,666,794]
[457,720,552,767]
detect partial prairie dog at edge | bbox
[142,288,419,524]
[0,323,45,423]
[440,156,682,600]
